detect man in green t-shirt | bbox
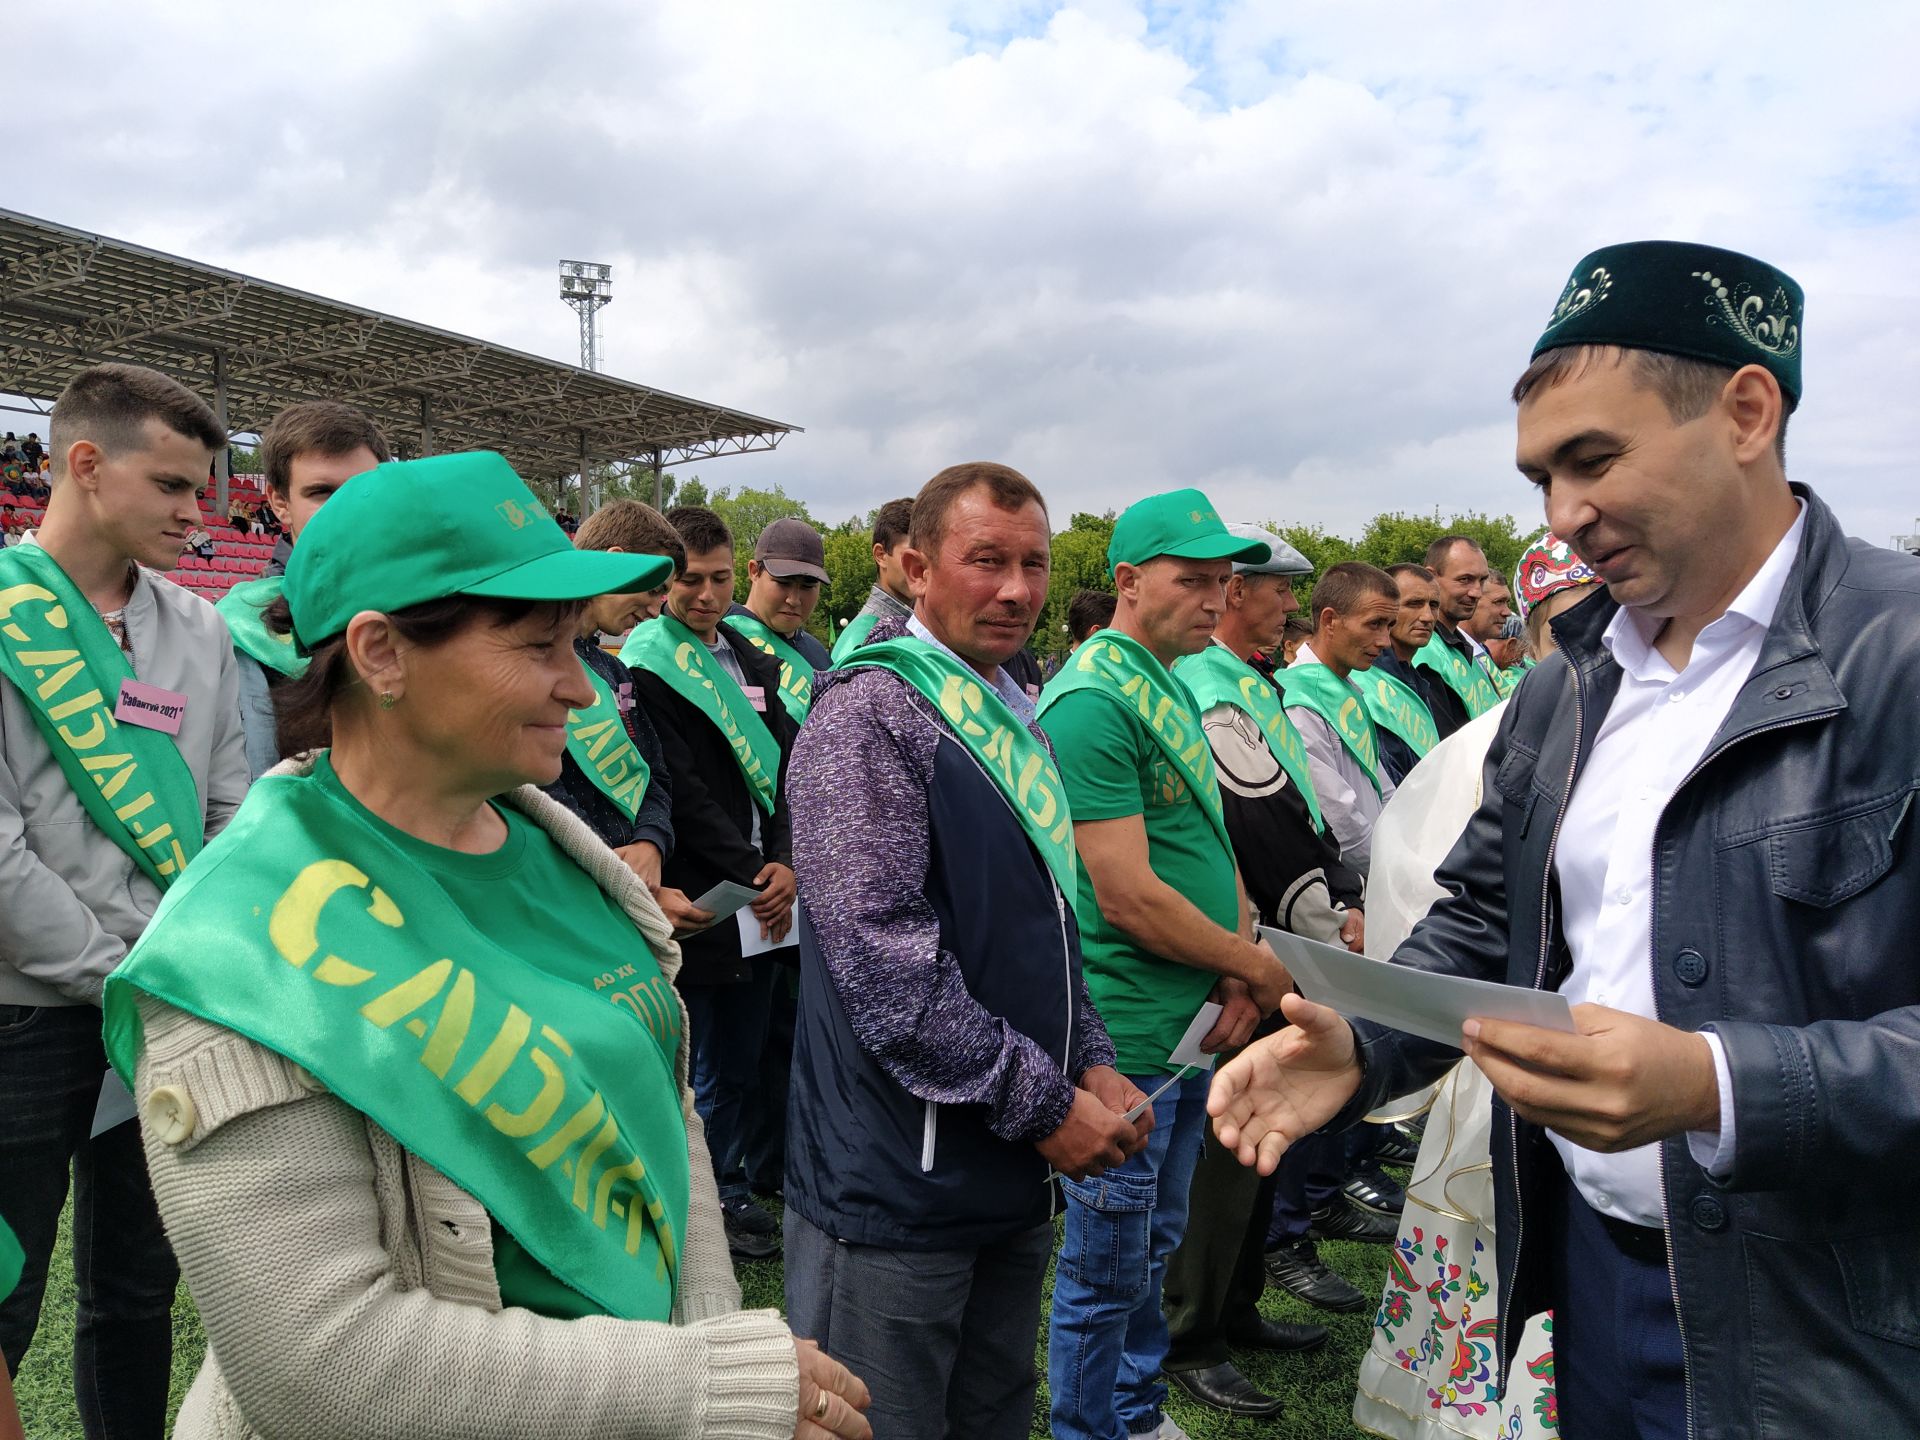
[1039,488,1294,1440]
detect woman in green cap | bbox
[99,453,870,1440]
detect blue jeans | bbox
[681,961,778,1204]
[1047,1070,1209,1440]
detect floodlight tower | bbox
[558,260,612,371]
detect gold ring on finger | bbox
[814,1390,831,1421]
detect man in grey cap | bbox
[727,516,832,724]
[1158,525,1363,1419]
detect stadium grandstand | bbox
[0,207,800,601]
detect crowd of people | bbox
[0,235,1915,1440]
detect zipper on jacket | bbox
[1052,877,1072,1223]
[1501,665,1585,1391]
[1645,702,1838,1440]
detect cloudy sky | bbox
[8,1,1917,544]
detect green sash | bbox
[830,610,879,665]
[1489,663,1523,698]
[620,614,779,814]
[842,636,1076,893]
[0,1216,20,1302]
[1038,629,1232,857]
[1278,662,1384,796]
[215,575,307,679]
[102,769,689,1321]
[723,612,814,723]
[1412,633,1500,719]
[1358,667,1440,759]
[565,661,651,821]
[0,545,205,887]
[1174,643,1325,834]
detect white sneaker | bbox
[1127,1422,1192,1440]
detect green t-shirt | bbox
[312,756,680,1320]
[1042,687,1235,1076]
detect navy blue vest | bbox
[784,733,1085,1249]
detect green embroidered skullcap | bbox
[284,451,674,650]
[1532,241,1804,403]
[1108,488,1271,574]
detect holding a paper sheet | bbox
[1210,241,1920,1440]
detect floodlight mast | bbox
[558,260,612,372]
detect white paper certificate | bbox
[1257,925,1574,1049]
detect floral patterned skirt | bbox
[1353,1063,1558,1439]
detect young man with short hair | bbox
[829,496,915,661]
[0,362,248,1436]
[218,401,390,778]
[621,506,799,1258]
[1282,562,1402,877]
[727,516,831,723]
[1039,489,1293,1440]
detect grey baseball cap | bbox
[1226,523,1313,577]
[754,517,828,582]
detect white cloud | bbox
[6,0,1916,542]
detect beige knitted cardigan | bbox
[131,759,800,1438]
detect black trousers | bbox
[1162,1109,1278,1370]
[0,1004,178,1440]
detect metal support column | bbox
[419,396,435,457]
[651,446,664,510]
[212,348,230,515]
[579,430,591,515]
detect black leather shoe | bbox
[1265,1238,1370,1312]
[1166,1363,1287,1418]
[1227,1316,1329,1353]
[1342,1170,1405,1217]
[1309,1197,1399,1244]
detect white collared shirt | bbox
[1552,503,1806,1227]
[1285,643,1396,876]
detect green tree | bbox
[820,516,878,644]
[675,477,711,508]
[1035,511,1116,657]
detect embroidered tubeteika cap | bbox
[1531,240,1804,403]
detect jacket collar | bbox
[1549,482,1847,743]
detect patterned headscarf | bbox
[1515,532,1599,621]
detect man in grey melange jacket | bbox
[0,364,248,1437]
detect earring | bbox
[378,690,398,710]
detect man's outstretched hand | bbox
[1207,992,1362,1174]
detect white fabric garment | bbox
[1284,642,1396,876]
[1353,704,1557,1440]
[1551,503,1805,1227]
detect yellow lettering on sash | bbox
[35,660,86,703]
[527,1092,607,1168]
[485,1027,571,1137]
[592,1156,648,1245]
[57,712,108,748]
[418,967,476,1079]
[133,821,171,849]
[0,583,62,632]
[47,687,104,721]
[453,1005,532,1105]
[271,859,403,987]
[114,790,155,823]
[360,958,453,1027]
[17,647,78,666]
[570,1116,622,1211]
[95,761,137,801]
[610,989,657,1039]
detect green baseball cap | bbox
[283,451,675,650]
[1107,487,1271,574]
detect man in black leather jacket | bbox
[1210,240,1920,1439]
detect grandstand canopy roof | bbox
[0,207,799,485]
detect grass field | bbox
[15,1197,1392,1439]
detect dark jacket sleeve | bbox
[1337,695,1521,1122]
[622,681,676,860]
[632,671,768,885]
